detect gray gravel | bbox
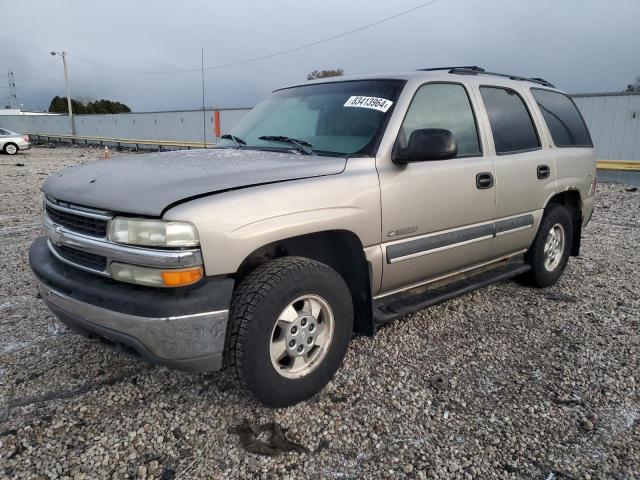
[1,146,639,479]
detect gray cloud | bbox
[1,0,639,112]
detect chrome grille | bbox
[45,203,108,238]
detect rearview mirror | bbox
[392,128,458,164]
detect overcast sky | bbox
[1,0,639,112]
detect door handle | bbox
[476,172,494,189]
[537,164,551,179]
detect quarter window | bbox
[531,89,592,147]
[480,87,541,154]
[400,83,481,157]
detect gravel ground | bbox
[0,146,638,480]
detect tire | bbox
[3,143,18,155]
[225,256,353,407]
[521,204,574,288]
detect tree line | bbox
[48,96,132,114]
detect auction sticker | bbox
[344,96,393,112]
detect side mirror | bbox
[392,128,458,164]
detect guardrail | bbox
[30,133,212,150]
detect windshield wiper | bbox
[220,134,246,147]
[258,135,315,155]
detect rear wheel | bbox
[225,257,353,407]
[522,205,574,288]
[3,143,18,155]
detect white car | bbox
[0,128,31,155]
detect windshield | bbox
[219,79,406,156]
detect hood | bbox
[43,148,347,216]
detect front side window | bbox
[480,86,541,154]
[219,80,405,157]
[531,89,592,147]
[399,83,481,157]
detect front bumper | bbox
[29,237,234,372]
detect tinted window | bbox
[0,129,8,135]
[480,87,540,154]
[400,83,481,157]
[531,89,592,147]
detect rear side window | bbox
[400,83,481,157]
[531,89,592,147]
[480,86,540,154]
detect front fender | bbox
[163,157,381,276]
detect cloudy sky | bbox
[1,0,639,112]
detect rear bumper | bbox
[19,141,31,150]
[29,237,234,372]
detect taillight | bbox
[22,135,29,142]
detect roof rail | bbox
[418,66,485,72]
[418,66,555,88]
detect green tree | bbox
[48,96,66,113]
[307,68,344,80]
[625,76,640,92]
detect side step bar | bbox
[373,262,531,327]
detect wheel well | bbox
[545,190,582,256]
[234,230,374,336]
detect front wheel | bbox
[522,205,574,288]
[225,257,353,407]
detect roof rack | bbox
[417,66,555,88]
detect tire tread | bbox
[224,256,336,398]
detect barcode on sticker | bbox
[344,96,393,112]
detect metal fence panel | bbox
[573,93,640,161]
[0,108,251,146]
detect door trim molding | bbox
[384,213,534,264]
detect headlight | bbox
[108,217,199,247]
[110,263,203,287]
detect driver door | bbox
[377,82,496,293]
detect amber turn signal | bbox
[161,267,203,287]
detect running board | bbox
[373,262,531,327]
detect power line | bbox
[69,0,442,75]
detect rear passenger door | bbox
[477,86,556,258]
[530,88,595,205]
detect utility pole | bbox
[201,47,207,148]
[51,51,75,137]
[7,72,18,109]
